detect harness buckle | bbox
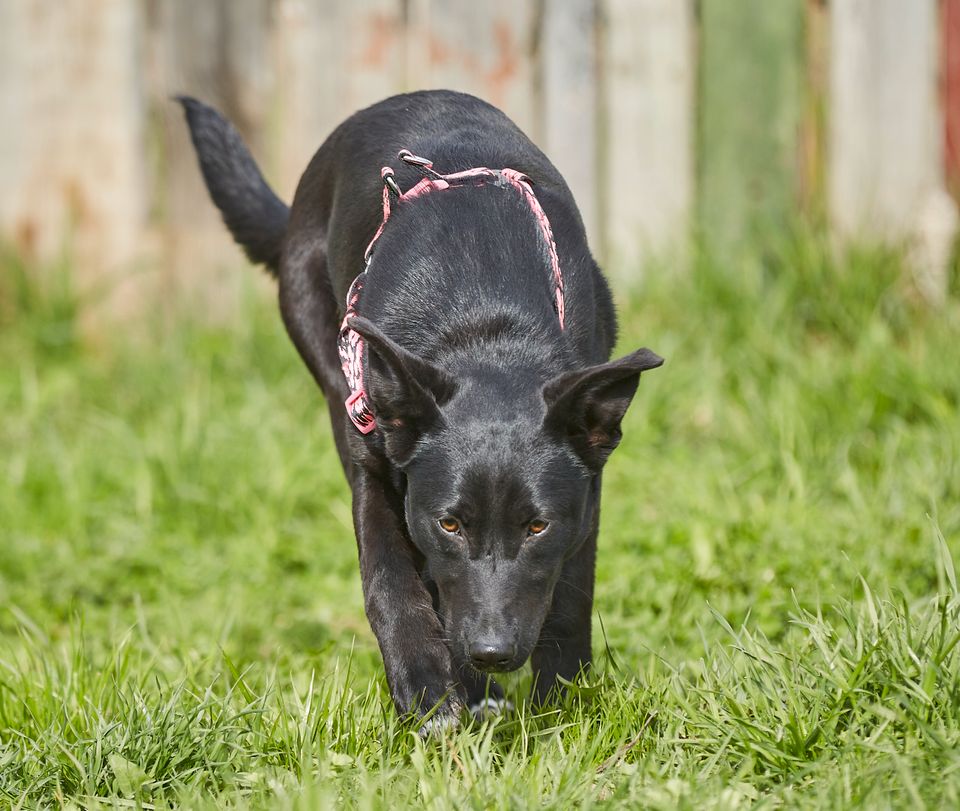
[382,168,402,197]
[398,149,433,169]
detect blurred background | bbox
[1,0,958,322]
[3,5,960,802]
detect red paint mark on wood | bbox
[359,11,398,68]
[484,20,520,106]
[422,18,521,108]
[944,0,960,199]
[428,35,453,66]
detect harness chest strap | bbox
[337,149,565,435]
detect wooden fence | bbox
[0,0,957,319]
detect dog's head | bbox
[349,317,663,673]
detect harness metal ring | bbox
[398,149,433,168]
[383,172,401,197]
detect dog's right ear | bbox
[347,317,456,464]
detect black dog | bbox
[180,90,663,729]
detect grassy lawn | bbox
[1,233,959,808]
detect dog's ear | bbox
[348,317,457,464]
[542,348,664,471]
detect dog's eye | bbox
[438,516,461,534]
[527,519,549,536]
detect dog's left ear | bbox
[543,348,664,471]
[347,317,457,464]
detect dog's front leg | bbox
[353,468,463,728]
[530,513,598,706]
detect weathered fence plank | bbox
[799,0,829,218]
[539,0,599,251]
[405,0,539,138]
[148,0,272,312]
[698,0,804,255]
[829,0,941,237]
[944,0,960,202]
[599,0,694,279]
[273,0,406,194]
[0,0,145,307]
[830,0,956,301]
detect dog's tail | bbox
[176,96,289,275]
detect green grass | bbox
[1,233,959,808]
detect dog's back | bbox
[181,90,617,369]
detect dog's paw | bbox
[418,712,460,738]
[469,696,514,722]
[416,697,464,739]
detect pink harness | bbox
[337,149,565,434]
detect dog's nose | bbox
[469,640,517,670]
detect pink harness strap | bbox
[338,149,565,434]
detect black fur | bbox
[177,96,289,272]
[179,90,664,729]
